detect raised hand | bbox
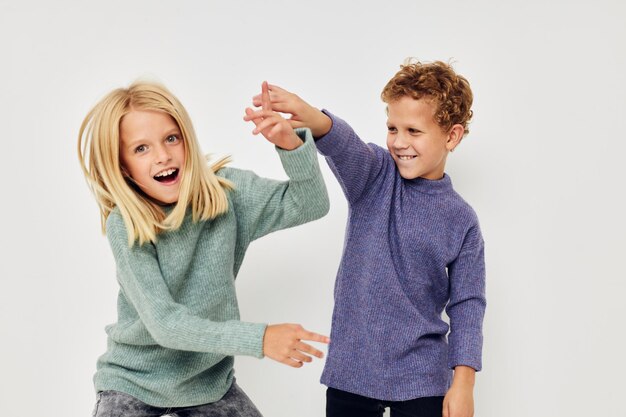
[244,81,303,150]
[250,84,332,138]
[263,323,330,368]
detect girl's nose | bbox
[155,145,172,164]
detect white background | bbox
[1,1,625,416]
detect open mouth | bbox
[397,155,417,160]
[154,168,179,183]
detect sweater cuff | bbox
[447,333,483,371]
[313,110,353,157]
[236,322,268,359]
[275,127,319,181]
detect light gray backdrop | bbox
[1,1,625,416]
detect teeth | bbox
[398,155,416,160]
[155,168,176,177]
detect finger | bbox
[243,109,274,121]
[252,114,282,135]
[286,118,306,129]
[267,84,286,92]
[253,100,294,115]
[261,81,271,112]
[442,401,449,417]
[244,108,261,126]
[298,330,331,344]
[253,85,287,107]
[296,341,324,358]
[282,357,304,368]
[267,121,286,138]
[289,349,313,363]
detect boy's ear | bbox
[446,124,465,152]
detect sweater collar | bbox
[404,173,453,195]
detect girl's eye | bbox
[166,134,180,143]
[135,145,147,153]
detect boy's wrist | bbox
[310,110,332,138]
[451,365,476,388]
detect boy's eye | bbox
[387,126,397,133]
[408,128,422,135]
[135,145,147,153]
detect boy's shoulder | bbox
[445,188,481,227]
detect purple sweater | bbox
[316,111,486,401]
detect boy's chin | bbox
[395,166,421,180]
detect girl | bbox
[78,81,330,416]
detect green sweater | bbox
[94,130,329,407]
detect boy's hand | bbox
[250,84,332,138]
[244,81,303,150]
[262,323,330,368]
[443,366,475,417]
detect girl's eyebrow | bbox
[123,128,181,149]
[163,128,181,137]
[123,137,147,149]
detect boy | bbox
[247,61,485,417]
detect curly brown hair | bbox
[381,60,473,135]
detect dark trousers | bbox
[326,387,444,417]
[92,381,263,417]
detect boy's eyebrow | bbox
[385,121,423,132]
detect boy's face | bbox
[119,109,186,204]
[386,96,458,180]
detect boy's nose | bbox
[393,135,410,149]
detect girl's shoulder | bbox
[105,206,124,231]
[216,166,264,191]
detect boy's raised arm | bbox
[249,84,388,205]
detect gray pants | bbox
[92,381,263,417]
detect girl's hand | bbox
[244,81,303,150]
[250,83,332,138]
[262,323,330,368]
[443,366,475,417]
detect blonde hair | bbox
[381,59,473,135]
[78,81,232,246]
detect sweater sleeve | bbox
[221,128,330,243]
[445,224,487,371]
[314,110,387,205]
[106,212,267,358]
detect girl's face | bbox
[119,110,185,204]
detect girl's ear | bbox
[446,124,465,152]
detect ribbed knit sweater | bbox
[93,130,329,407]
[316,111,486,401]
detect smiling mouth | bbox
[397,155,417,160]
[154,168,179,183]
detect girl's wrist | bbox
[278,135,303,151]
